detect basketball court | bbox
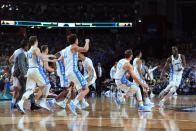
[1,96,196,130]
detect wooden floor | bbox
[1,96,196,131]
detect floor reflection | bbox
[0,96,196,130]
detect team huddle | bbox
[9,34,186,115]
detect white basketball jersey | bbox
[133,58,142,79]
[63,45,78,75]
[115,59,129,79]
[171,54,183,73]
[83,57,97,79]
[27,47,40,68]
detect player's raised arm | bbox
[72,39,90,53]
[151,66,158,72]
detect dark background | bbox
[0,0,196,74]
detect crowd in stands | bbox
[0,2,134,22]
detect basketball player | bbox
[17,36,56,113]
[32,45,56,101]
[49,51,75,109]
[9,45,24,109]
[133,50,154,106]
[159,46,186,107]
[41,45,55,72]
[9,41,38,110]
[63,34,90,115]
[115,49,152,111]
[12,39,40,111]
[78,52,97,109]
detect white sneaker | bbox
[56,101,66,109]
[81,101,89,109]
[150,93,155,98]
[39,99,51,111]
[158,101,165,108]
[48,99,56,108]
[173,92,178,98]
[105,91,110,97]
[138,105,152,112]
[144,98,154,107]
[81,110,89,118]
[76,103,82,110]
[17,101,25,113]
[144,101,154,107]
[57,110,67,117]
